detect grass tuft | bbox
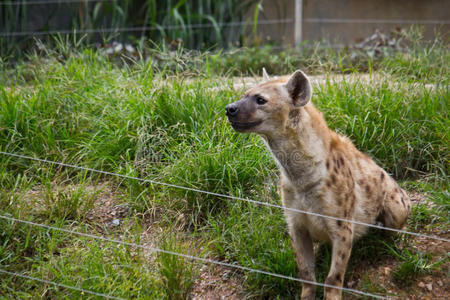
[156,232,197,300]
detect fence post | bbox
[294,0,303,49]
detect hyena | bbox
[225,69,411,300]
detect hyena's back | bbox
[321,130,411,239]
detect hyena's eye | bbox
[255,96,267,105]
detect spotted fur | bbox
[225,70,411,300]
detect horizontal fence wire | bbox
[0,0,449,26]
[1,151,449,243]
[0,0,112,5]
[1,17,448,38]
[0,269,125,300]
[0,214,388,299]
[0,19,293,37]
[304,18,450,25]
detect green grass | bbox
[316,78,449,178]
[156,232,197,300]
[0,38,448,298]
[208,204,300,298]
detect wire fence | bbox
[0,269,125,300]
[303,18,450,25]
[2,151,448,298]
[1,0,448,40]
[0,19,293,38]
[1,151,448,243]
[0,214,388,299]
[0,0,113,5]
[1,18,448,38]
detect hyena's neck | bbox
[262,108,329,189]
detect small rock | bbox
[111,219,120,226]
[418,282,425,288]
[125,44,135,53]
[113,42,123,53]
[425,283,432,291]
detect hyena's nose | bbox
[226,104,239,117]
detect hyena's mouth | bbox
[229,120,263,131]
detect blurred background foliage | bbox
[1,0,263,57]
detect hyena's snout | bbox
[225,99,262,132]
[225,103,239,117]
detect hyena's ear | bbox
[285,70,312,107]
[262,67,270,81]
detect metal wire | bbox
[0,214,388,299]
[0,16,446,39]
[0,0,112,5]
[0,19,293,37]
[304,18,450,25]
[1,151,448,243]
[0,269,124,299]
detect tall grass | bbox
[381,28,449,83]
[0,39,448,298]
[1,45,447,177]
[315,78,449,178]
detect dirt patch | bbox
[85,184,129,226]
[191,265,245,300]
[230,73,377,91]
[228,73,440,92]
[345,259,449,300]
[344,232,449,299]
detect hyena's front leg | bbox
[289,224,316,300]
[324,220,354,300]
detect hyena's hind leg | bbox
[379,187,411,229]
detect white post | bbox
[294,0,303,48]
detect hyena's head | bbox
[226,69,312,134]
